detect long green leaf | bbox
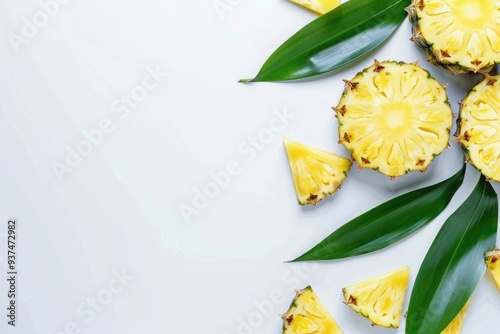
[406,174,498,334]
[240,0,410,83]
[291,164,466,262]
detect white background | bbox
[1,0,500,333]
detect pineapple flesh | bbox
[440,299,471,334]
[335,60,453,178]
[288,0,341,15]
[485,246,500,290]
[458,75,500,181]
[283,137,351,205]
[408,0,500,74]
[281,286,344,334]
[342,266,410,328]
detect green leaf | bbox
[406,174,498,334]
[240,0,410,83]
[291,164,466,262]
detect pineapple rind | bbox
[485,247,500,291]
[458,75,500,181]
[342,266,410,328]
[282,286,344,334]
[283,137,352,205]
[408,0,500,74]
[335,60,452,178]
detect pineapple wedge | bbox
[485,247,500,290]
[342,266,410,328]
[281,286,343,334]
[335,60,453,178]
[458,75,500,181]
[289,0,341,15]
[283,137,351,205]
[408,0,500,74]
[440,299,471,334]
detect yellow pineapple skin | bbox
[281,286,343,334]
[289,0,341,15]
[342,266,410,328]
[458,75,500,182]
[440,299,471,334]
[335,60,452,178]
[485,247,500,290]
[283,137,351,205]
[408,0,500,74]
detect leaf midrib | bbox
[360,170,460,227]
[299,168,463,260]
[258,0,406,78]
[417,179,486,332]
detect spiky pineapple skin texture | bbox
[408,0,500,74]
[485,247,500,291]
[281,286,343,334]
[458,75,500,181]
[342,266,410,328]
[283,137,351,205]
[335,60,452,178]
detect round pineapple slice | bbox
[283,137,351,205]
[288,0,341,15]
[485,246,500,290]
[335,60,453,178]
[458,75,500,181]
[281,286,344,334]
[408,0,500,74]
[342,266,410,328]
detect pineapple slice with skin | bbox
[457,75,500,181]
[343,266,410,328]
[335,60,453,178]
[408,0,500,74]
[289,0,341,15]
[281,286,343,334]
[440,299,471,334]
[283,137,351,205]
[485,246,500,290]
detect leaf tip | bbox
[238,78,253,84]
[287,255,305,263]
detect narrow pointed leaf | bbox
[406,174,498,334]
[240,0,410,83]
[291,164,466,262]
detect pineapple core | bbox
[335,60,453,178]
